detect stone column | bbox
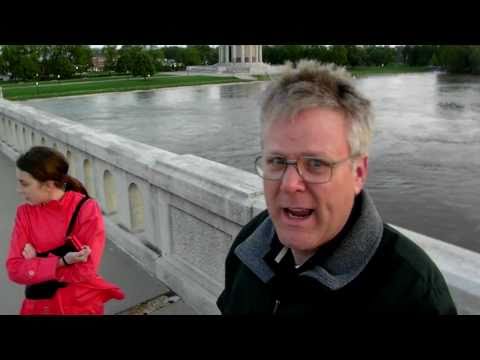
[218,46,223,63]
[241,45,245,63]
[226,45,230,63]
[232,45,237,63]
[259,45,263,63]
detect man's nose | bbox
[279,164,306,192]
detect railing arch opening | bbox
[66,150,75,177]
[103,170,117,214]
[22,127,27,150]
[83,158,95,197]
[7,120,11,145]
[0,117,5,142]
[14,123,19,148]
[128,183,144,232]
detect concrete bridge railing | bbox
[1,98,479,314]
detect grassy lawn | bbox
[2,75,248,101]
[0,73,177,89]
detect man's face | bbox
[262,107,368,257]
[16,169,50,205]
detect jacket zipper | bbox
[272,299,280,315]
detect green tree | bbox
[263,45,285,64]
[364,46,395,66]
[438,46,470,73]
[329,45,348,66]
[283,45,305,64]
[0,53,6,74]
[404,45,435,66]
[309,45,329,63]
[102,45,119,72]
[262,45,307,65]
[147,46,165,72]
[1,46,22,80]
[394,46,405,64]
[68,45,92,72]
[208,46,219,64]
[115,54,130,73]
[18,54,40,80]
[115,45,143,73]
[1,45,40,81]
[345,45,366,67]
[131,51,155,78]
[468,46,480,75]
[163,46,184,64]
[188,45,216,65]
[36,45,53,80]
[181,47,201,66]
[47,46,75,79]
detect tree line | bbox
[1,45,480,82]
[102,45,218,77]
[0,45,93,81]
[263,45,480,74]
[0,45,218,81]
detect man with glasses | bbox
[217,60,457,314]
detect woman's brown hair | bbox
[16,146,89,196]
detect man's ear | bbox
[353,156,368,195]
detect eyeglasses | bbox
[254,155,356,184]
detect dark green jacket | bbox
[217,191,457,315]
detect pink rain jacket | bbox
[6,191,125,315]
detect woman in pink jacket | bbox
[6,146,125,315]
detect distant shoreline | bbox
[1,66,435,101]
[1,74,249,101]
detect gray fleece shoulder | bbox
[234,216,276,283]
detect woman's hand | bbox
[22,243,37,259]
[63,245,91,265]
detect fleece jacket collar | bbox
[234,190,383,290]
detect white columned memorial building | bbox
[215,45,271,75]
[187,45,285,75]
[218,45,263,64]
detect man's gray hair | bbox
[260,60,374,156]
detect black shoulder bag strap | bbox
[65,195,90,237]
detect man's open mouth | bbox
[283,208,314,219]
